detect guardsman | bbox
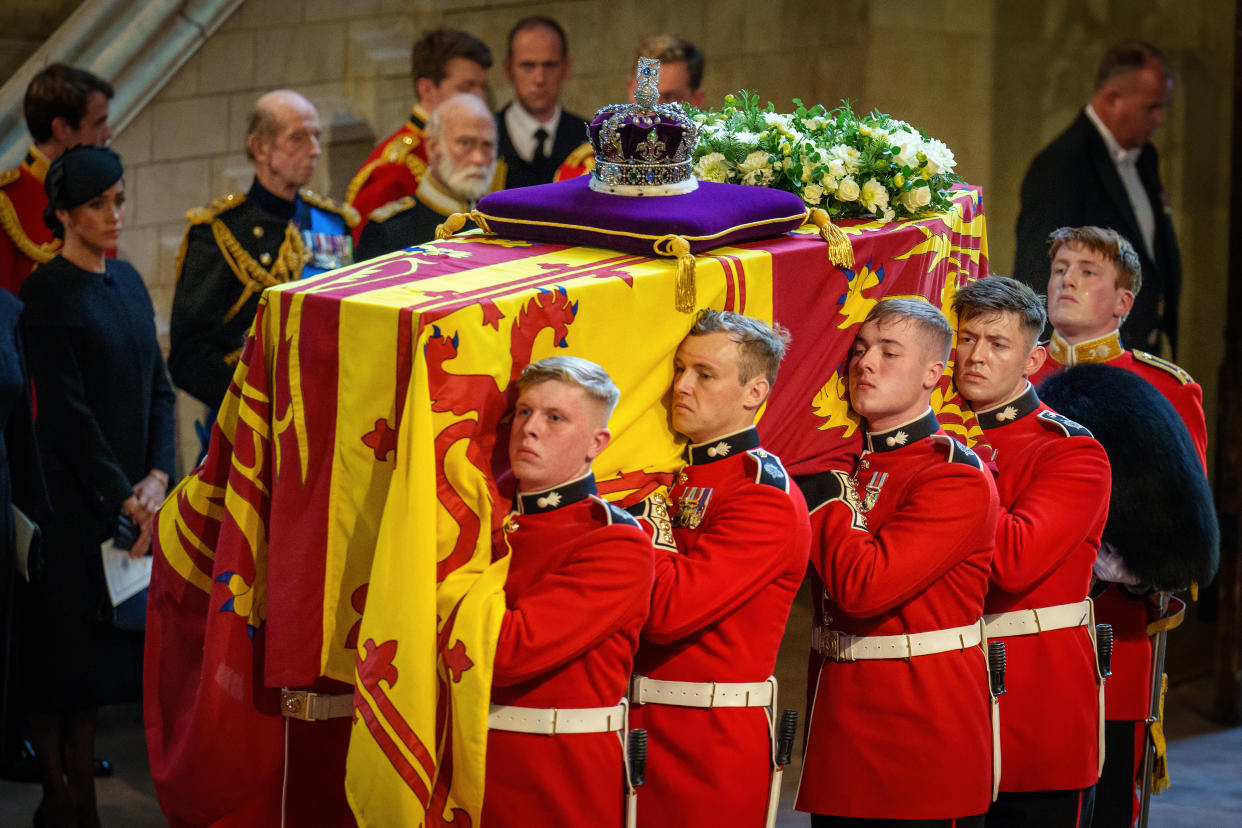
[954,277,1111,828]
[346,28,492,243]
[1030,225,1208,828]
[169,90,356,414]
[628,310,810,828]
[795,298,998,828]
[1,64,112,295]
[355,93,497,260]
[484,356,653,827]
[496,17,594,187]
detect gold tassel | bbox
[809,208,855,269]
[435,213,469,240]
[1150,673,1171,794]
[1190,581,1199,601]
[655,235,696,313]
[468,210,491,234]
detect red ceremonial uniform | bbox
[345,108,432,244]
[483,474,654,828]
[796,409,998,820]
[0,147,60,294]
[976,383,1110,793]
[1032,329,1207,723]
[630,426,810,828]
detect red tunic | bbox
[975,385,1110,792]
[483,475,654,828]
[796,410,998,820]
[631,427,810,828]
[0,147,59,294]
[345,109,432,244]
[1032,330,1207,722]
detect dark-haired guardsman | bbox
[2,63,112,295]
[955,277,1111,828]
[484,356,653,827]
[1030,225,1208,828]
[169,90,356,415]
[796,298,998,828]
[629,310,809,828]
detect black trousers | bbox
[1092,720,1141,828]
[811,815,986,828]
[986,786,1096,827]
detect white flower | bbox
[827,159,846,178]
[898,185,933,213]
[836,176,860,202]
[693,152,733,183]
[819,172,839,193]
[881,205,896,222]
[802,116,826,133]
[922,138,956,174]
[762,112,792,131]
[860,178,889,214]
[802,183,825,205]
[738,151,774,186]
[732,130,762,147]
[889,128,924,169]
[827,144,861,174]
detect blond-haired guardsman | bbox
[629,309,810,828]
[484,356,653,827]
[796,298,998,827]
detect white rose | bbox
[802,183,825,205]
[922,138,956,174]
[881,205,896,223]
[860,178,890,214]
[738,150,774,186]
[827,159,846,178]
[819,172,839,193]
[836,176,860,202]
[693,152,733,183]
[827,144,861,175]
[898,185,933,212]
[889,128,924,169]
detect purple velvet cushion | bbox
[475,177,808,255]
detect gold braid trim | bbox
[0,187,60,264]
[371,197,415,225]
[211,219,309,323]
[300,188,360,228]
[553,142,596,181]
[346,132,425,205]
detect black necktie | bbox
[533,127,549,162]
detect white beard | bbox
[437,154,495,203]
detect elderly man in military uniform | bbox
[2,64,112,295]
[796,299,999,827]
[483,356,653,827]
[496,16,594,187]
[346,28,492,243]
[169,90,356,415]
[628,310,810,828]
[955,277,1111,828]
[1029,225,1208,828]
[355,93,497,260]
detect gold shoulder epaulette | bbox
[1132,350,1194,385]
[0,167,19,188]
[563,141,595,169]
[301,189,360,228]
[187,192,245,225]
[384,132,421,164]
[368,197,415,225]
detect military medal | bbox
[676,486,713,529]
[862,472,888,512]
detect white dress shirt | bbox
[504,102,561,163]
[1085,104,1157,259]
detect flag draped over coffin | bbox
[145,187,988,826]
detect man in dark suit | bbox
[1014,41,1180,356]
[496,17,593,188]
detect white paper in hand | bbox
[100,540,152,606]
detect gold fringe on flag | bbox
[809,208,855,269]
[654,235,695,313]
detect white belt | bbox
[984,600,1091,638]
[629,675,774,708]
[488,702,626,735]
[811,621,983,662]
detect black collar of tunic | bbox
[864,408,939,452]
[686,426,760,466]
[247,178,298,222]
[515,472,597,515]
[975,382,1040,430]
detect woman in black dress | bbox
[19,146,175,827]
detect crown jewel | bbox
[588,58,700,196]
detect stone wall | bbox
[99,0,1232,474]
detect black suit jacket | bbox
[1014,111,1181,355]
[496,104,588,189]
